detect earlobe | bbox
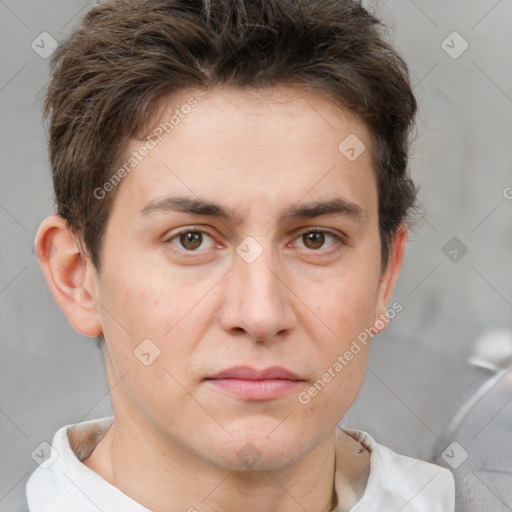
[35,215,103,337]
[372,224,408,334]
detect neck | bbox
[87,413,338,512]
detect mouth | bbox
[204,366,306,401]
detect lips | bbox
[206,365,303,381]
[204,366,305,401]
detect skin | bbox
[36,84,407,512]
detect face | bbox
[77,85,403,470]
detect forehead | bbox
[114,85,377,222]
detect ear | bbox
[34,215,102,337]
[372,224,408,334]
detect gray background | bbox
[1,0,511,510]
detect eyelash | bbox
[164,226,346,255]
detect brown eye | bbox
[179,231,203,250]
[166,229,216,252]
[302,232,325,250]
[294,230,343,253]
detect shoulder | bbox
[25,417,145,512]
[342,429,455,512]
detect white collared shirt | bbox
[26,416,455,511]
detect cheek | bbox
[98,260,213,383]
[99,257,177,333]
[98,267,199,424]
[297,348,369,431]
[293,267,377,418]
[303,266,379,344]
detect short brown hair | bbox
[44,0,418,274]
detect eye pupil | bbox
[180,232,202,250]
[303,232,325,250]
[174,231,333,252]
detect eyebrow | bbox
[140,195,365,222]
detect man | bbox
[27,0,455,510]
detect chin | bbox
[202,420,312,472]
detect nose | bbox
[217,245,297,343]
